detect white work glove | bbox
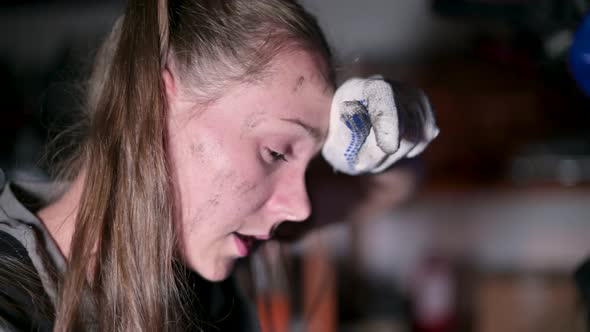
[322,76,439,175]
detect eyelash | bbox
[265,147,288,162]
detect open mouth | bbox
[233,232,259,257]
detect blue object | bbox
[342,101,372,170]
[570,13,590,96]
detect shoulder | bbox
[0,230,54,332]
[0,171,55,332]
[0,170,46,269]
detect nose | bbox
[266,171,311,223]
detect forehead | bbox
[266,50,333,96]
[211,50,333,141]
[253,51,333,134]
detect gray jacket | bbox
[0,171,260,331]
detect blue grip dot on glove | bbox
[341,101,372,171]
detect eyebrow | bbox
[280,117,323,141]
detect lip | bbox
[233,233,259,257]
[233,233,249,257]
[233,232,270,256]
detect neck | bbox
[37,171,85,259]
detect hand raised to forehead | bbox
[322,76,439,175]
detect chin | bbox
[195,259,235,282]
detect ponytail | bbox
[54,0,190,330]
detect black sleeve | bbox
[575,258,590,332]
[183,269,260,332]
[576,259,590,332]
[0,231,54,332]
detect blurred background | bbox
[2,0,590,331]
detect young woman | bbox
[0,0,437,331]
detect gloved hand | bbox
[322,76,439,175]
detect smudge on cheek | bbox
[207,193,221,207]
[233,180,257,194]
[187,167,235,232]
[232,178,268,214]
[183,134,252,238]
[190,142,206,158]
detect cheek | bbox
[231,178,266,213]
[169,129,232,225]
[172,123,276,232]
[229,147,280,211]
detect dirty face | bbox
[166,51,333,281]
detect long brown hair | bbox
[53,0,333,330]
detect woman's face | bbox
[166,51,333,281]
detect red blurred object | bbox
[411,255,458,332]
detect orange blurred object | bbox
[257,292,291,332]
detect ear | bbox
[162,66,176,100]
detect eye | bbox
[265,147,288,163]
